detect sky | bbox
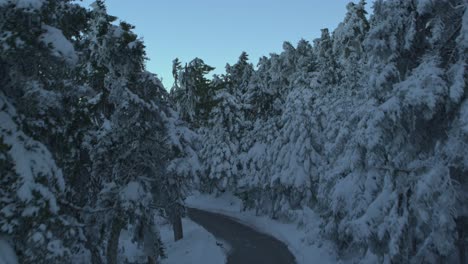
[79,0,374,89]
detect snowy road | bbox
[187,208,296,264]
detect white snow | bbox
[40,25,78,65]
[119,219,226,264]
[160,219,226,264]
[120,181,143,202]
[0,94,64,213]
[185,192,338,264]
[0,237,18,264]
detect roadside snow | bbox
[119,218,226,264]
[185,192,338,264]
[160,218,226,264]
[0,237,17,264]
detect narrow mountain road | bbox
[187,208,296,264]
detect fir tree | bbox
[333,0,369,90]
[315,28,339,87]
[171,58,216,126]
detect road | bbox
[187,208,296,264]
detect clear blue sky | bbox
[79,0,374,89]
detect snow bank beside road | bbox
[161,218,226,264]
[119,218,226,264]
[0,237,17,264]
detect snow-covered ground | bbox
[119,218,226,264]
[160,218,226,264]
[0,237,17,264]
[185,192,338,264]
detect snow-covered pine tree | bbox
[314,28,340,87]
[199,91,241,192]
[0,1,90,262]
[293,39,318,87]
[363,0,422,101]
[245,56,278,118]
[225,52,254,96]
[171,58,215,127]
[319,1,468,262]
[332,0,369,91]
[224,52,254,151]
[260,87,323,220]
[0,94,79,263]
[244,43,299,120]
[79,3,189,262]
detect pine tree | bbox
[333,1,369,90]
[265,87,323,219]
[225,51,254,95]
[79,3,187,261]
[245,56,277,118]
[363,0,421,101]
[315,28,339,87]
[293,39,318,86]
[0,1,89,262]
[0,95,79,263]
[171,57,182,90]
[200,87,244,192]
[171,58,215,126]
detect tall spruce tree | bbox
[315,28,340,87]
[333,0,369,90]
[171,58,215,127]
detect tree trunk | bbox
[456,216,466,264]
[172,214,183,241]
[107,216,125,264]
[148,256,157,264]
